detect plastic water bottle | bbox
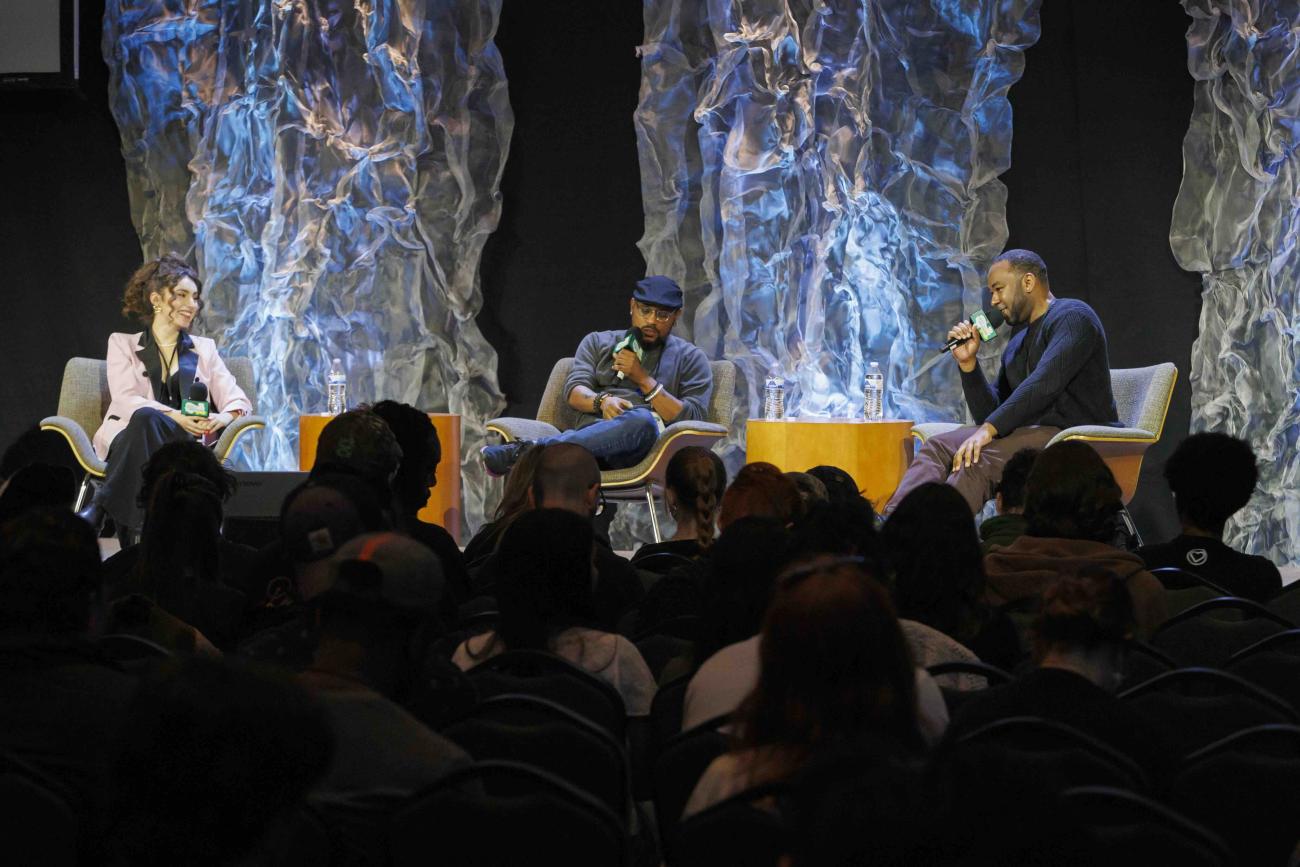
[327,358,347,415]
[864,362,885,421]
[763,373,785,421]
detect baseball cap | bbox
[633,275,684,309]
[328,532,444,614]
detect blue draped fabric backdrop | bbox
[1171,0,1300,566]
[102,0,511,534]
[635,0,1042,479]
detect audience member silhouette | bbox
[98,657,332,867]
[632,445,727,564]
[984,441,1167,637]
[942,569,1179,781]
[884,483,1022,670]
[0,508,137,819]
[461,441,544,569]
[370,400,472,608]
[717,461,802,530]
[979,446,1038,554]
[239,473,384,669]
[684,558,927,816]
[301,532,467,862]
[453,508,657,716]
[1138,431,1282,601]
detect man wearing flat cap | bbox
[481,275,714,475]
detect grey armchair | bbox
[41,357,266,510]
[911,363,1178,504]
[486,358,736,541]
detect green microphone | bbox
[182,381,211,418]
[611,330,644,381]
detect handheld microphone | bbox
[941,308,1005,352]
[611,329,643,381]
[182,381,211,418]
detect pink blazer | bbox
[93,332,254,460]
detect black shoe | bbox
[480,441,532,477]
[76,501,106,533]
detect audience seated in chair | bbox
[984,441,1168,638]
[453,509,657,717]
[103,471,240,655]
[942,569,1178,783]
[101,441,257,603]
[717,462,803,530]
[631,446,726,565]
[683,558,930,817]
[783,471,829,515]
[0,427,79,523]
[370,400,472,610]
[299,533,468,861]
[239,474,383,669]
[1138,432,1282,603]
[472,444,643,630]
[461,442,545,569]
[979,447,1038,554]
[884,483,1023,671]
[0,508,139,821]
[98,656,331,867]
[681,517,792,724]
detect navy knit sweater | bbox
[961,298,1120,435]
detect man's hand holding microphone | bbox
[946,308,1003,469]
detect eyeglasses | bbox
[635,303,675,323]
[594,488,608,518]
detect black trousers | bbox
[94,408,194,531]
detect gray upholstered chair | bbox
[486,358,735,541]
[41,357,266,510]
[911,362,1178,504]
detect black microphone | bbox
[941,307,1005,352]
[183,381,211,418]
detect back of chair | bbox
[654,720,731,847]
[0,751,78,867]
[224,356,259,412]
[468,650,627,740]
[392,760,627,867]
[57,359,112,440]
[706,360,736,426]
[1110,363,1177,435]
[1061,786,1232,866]
[535,358,577,428]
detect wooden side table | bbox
[746,418,915,510]
[298,413,462,543]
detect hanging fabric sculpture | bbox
[635,0,1042,488]
[1170,0,1300,565]
[103,0,511,534]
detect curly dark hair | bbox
[1032,567,1133,660]
[996,448,1039,512]
[1164,432,1259,533]
[1024,442,1122,542]
[121,255,203,324]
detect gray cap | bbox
[328,532,444,614]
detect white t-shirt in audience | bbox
[452,626,656,717]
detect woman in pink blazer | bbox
[80,256,252,542]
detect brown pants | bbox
[885,425,1061,515]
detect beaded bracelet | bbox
[593,392,607,415]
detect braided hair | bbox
[664,446,727,550]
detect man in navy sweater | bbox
[887,250,1120,515]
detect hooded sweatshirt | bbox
[983,536,1168,638]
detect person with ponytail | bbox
[106,469,244,653]
[632,446,726,565]
[79,256,251,545]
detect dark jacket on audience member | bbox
[1138,535,1282,603]
[0,640,138,816]
[944,666,1181,783]
[983,536,1168,638]
[979,514,1029,555]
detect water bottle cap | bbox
[765,375,784,387]
[869,361,880,368]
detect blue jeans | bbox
[546,407,660,470]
